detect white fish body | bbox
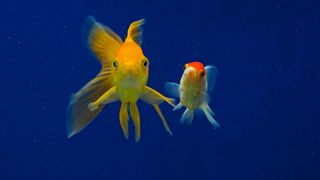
[165,62,220,128]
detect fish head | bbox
[182,61,207,88]
[111,42,149,89]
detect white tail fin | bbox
[181,108,194,125]
[200,103,220,128]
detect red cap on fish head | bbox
[185,61,206,77]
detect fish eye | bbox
[200,71,205,77]
[183,65,187,70]
[113,60,118,68]
[143,59,149,68]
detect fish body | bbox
[112,42,147,102]
[165,61,220,128]
[179,62,207,110]
[67,17,174,141]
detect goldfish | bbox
[66,16,174,142]
[165,61,220,128]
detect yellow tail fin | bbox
[84,16,123,66]
[67,16,122,138]
[130,103,141,142]
[67,67,111,138]
[125,19,145,45]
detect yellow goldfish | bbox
[165,61,220,128]
[67,16,174,142]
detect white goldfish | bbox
[165,61,220,128]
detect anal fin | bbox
[200,103,220,128]
[130,103,141,142]
[119,103,129,139]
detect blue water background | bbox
[1,0,319,179]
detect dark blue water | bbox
[1,0,319,179]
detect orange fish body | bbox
[165,61,220,128]
[67,17,174,141]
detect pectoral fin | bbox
[153,104,172,135]
[164,82,180,98]
[173,103,183,111]
[88,87,117,111]
[130,103,141,142]
[205,66,218,93]
[141,86,175,107]
[119,103,129,139]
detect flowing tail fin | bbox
[84,16,123,64]
[200,103,220,128]
[66,16,122,138]
[66,67,111,138]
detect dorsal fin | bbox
[125,19,145,45]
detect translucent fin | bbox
[181,108,194,125]
[119,103,129,139]
[205,66,218,93]
[164,82,180,98]
[66,67,112,138]
[173,103,183,111]
[125,19,145,45]
[202,91,211,104]
[88,87,117,111]
[83,16,123,66]
[141,86,175,107]
[67,16,120,138]
[153,104,173,135]
[200,103,220,128]
[130,103,141,142]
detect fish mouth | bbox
[184,68,196,80]
[120,75,141,89]
[118,65,146,89]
